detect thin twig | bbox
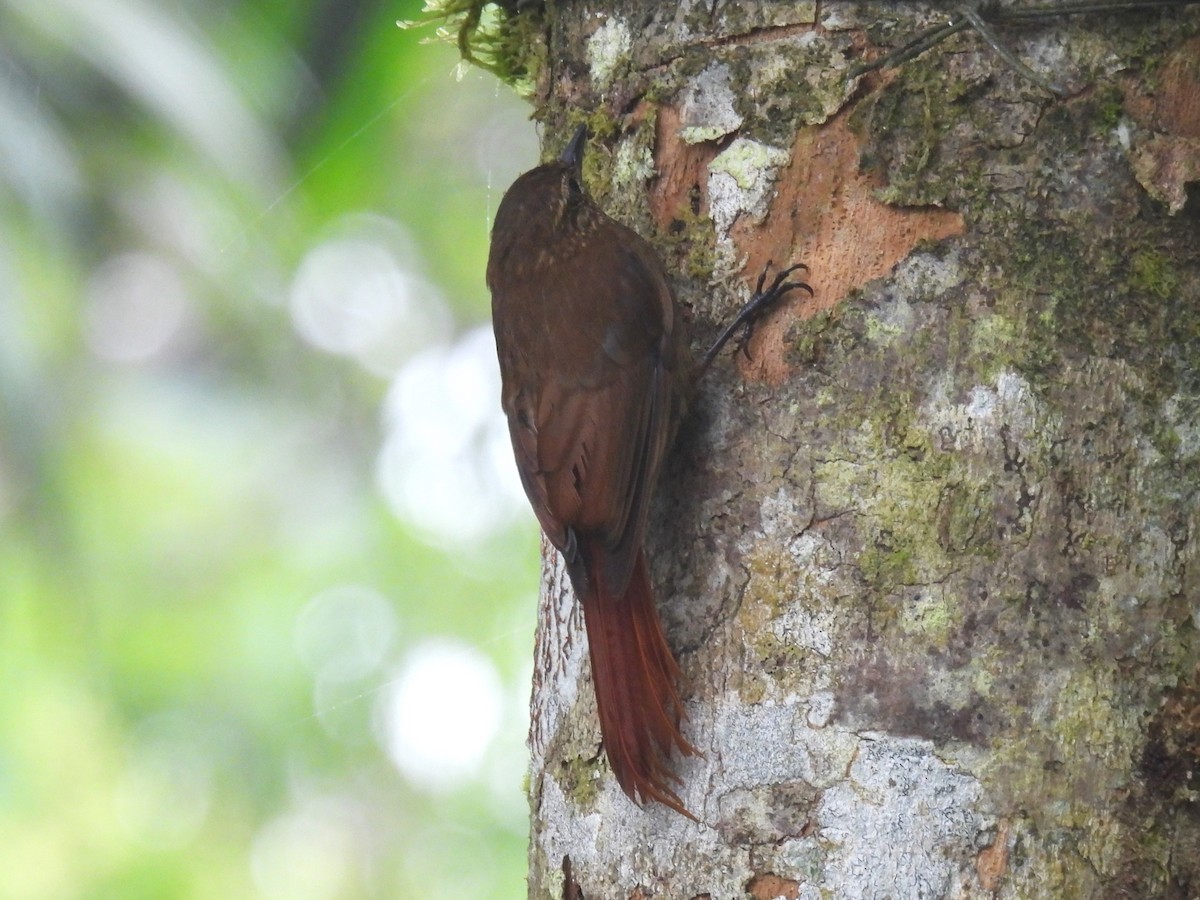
[849,0,1200,83]
[959,5,1063,94]
[850,20,969,79]
[994,0,1200,19]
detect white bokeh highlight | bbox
[378,638,504,792]
[295,584,399,743]
[250,797,364,900]
[113,712,215,851]
[84,252,193,363]
[376,325,527,546]
[294,583,397,682]
[289,213,451,375]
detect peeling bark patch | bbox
[649,105,719,231]
[976,818,1010,891]
[731,109,965,383]
[1121,36,1200,214]
[746,872,800,900]
[1130,136,1200,215]
[1121,37,1200,139]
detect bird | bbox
[487,123,810,817]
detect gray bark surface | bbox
[510,3,1200,897]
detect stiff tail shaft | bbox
[579,545,698,819]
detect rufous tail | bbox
[579,544,698,819]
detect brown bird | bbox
[487,124,809,817]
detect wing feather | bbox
[494,224,679,598]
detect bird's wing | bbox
[501,234,677,597]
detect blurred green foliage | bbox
[0,0,540,897]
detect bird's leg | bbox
[695,261,813,378]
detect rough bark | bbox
[514,3,1200,897]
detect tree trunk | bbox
[513,2,1200,897]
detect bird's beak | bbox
[560,124,588,169]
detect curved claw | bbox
[755,261,772,296]
[696,260,814,374]
[737,269,815,359]
[735,320,755,359]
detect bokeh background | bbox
[0,0,541,896]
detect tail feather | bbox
[579,544,698,819]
